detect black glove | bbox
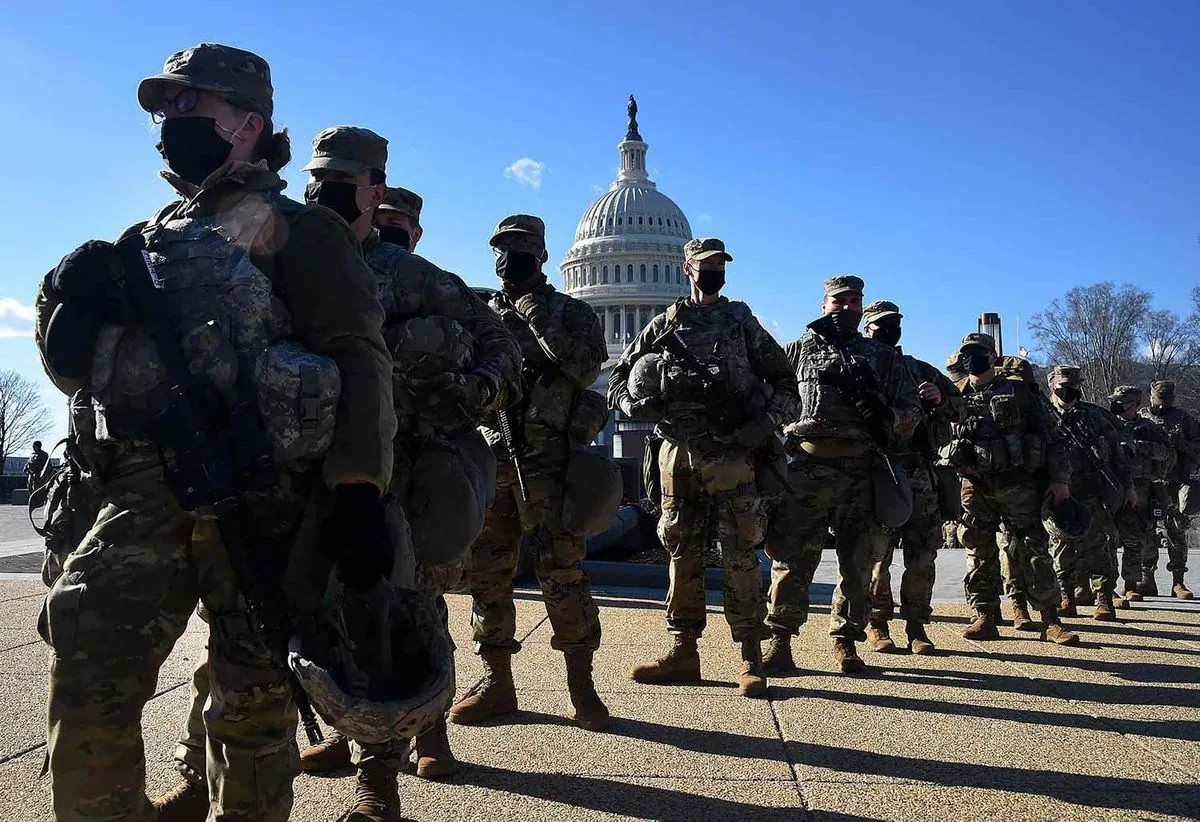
[327,484,394,592]
[855,395,895,446]
[51,240,123,296]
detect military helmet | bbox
[1041,496,1092,541]
[628,353,665,403]
[288,586,454,745]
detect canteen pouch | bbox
[561,449,623,537]
[253,342,341,463]
[870,459,913,529]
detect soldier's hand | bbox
[918,381,943,406]
[512,293,548,319]
[1044,483,1070,506]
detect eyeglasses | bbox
[151,88,200,123]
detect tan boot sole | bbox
[1043,630,1081,646]
[1174,588,1194,600]
[909,639,935,655]
[416,758,460,780]
[1092,610,1118,622]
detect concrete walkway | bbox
[0,574,1197,820]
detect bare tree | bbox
[0,370,50,471]
[1028,283,1150,402]
[1143,308,1200,380]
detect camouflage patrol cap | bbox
[489,214,546,247]
[959,332,997,355]
[684,238,733,264]
[824,275,864,297]
[1047,365,1082,386]
[862,300,902,326]
[1110,385,1143,403]
[1150,380,1176,404]
[302,126,388,174]
[138,44,274,118]
[377,187,423,224]
[945,352,966,378]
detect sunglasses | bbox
[150,88,201,123]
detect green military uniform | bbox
[1139,381,1199,596]
[36,45,395,822]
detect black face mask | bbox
[1054,386,1082,403]
[831,310,862,335]
[157,117,234,185]
[305,180,363,225]
[694,268,725,296]
[377,226,411,250]
[965,353,992,376]
[495,250,540,283]
[870,322,902,348]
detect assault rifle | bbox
[1038,394,1124,508]
[494,408,529,502]
[113,235,325,746]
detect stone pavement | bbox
[0,571,1197,821]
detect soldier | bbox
[1043,366,1135,621]
[762,276,920,674]
[25,440,49,490]
[450,214,611,730]
[1108,386,1176,602]
[1138,381,1198,599]
[34,44,396,822]
[861,301,960,655]
[945,334,1079,645]
[374,186,423,251]
[609,238,797,696]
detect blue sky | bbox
[2,1,1197,445]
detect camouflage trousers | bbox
[765,450,885,641]
[1114,480,1156,587]
[870,463,940,625]
[41,447,312,822]
[656,439,765,642]
[1049,496,1119,596]
[959,474,1059,612]
[1151,482,1191,575]
[466,455,601,653]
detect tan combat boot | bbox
[991,602,1012,628]
[1057,590,1078,618]
[414,715,458,779]
[449,648,517,725]
[344,761,402,822]
[565,650,610,730]
[630,635,701,683]
[962,607,1000,640]
[152,780,207,822]
[1172,573,1194,600]
[737,640,768,698]
[762,631,795,675]
[1123,587,1143,602]
[866,621,899,653]
[1113,593,1130,610]
[1040,609,1081,646]
[300,729,351,774]
[832,638,867,674]
[1010,600,1037,632]
[1074,586,1095,607]
[1092,591,1118,621]
[906,620,935,655]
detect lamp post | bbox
[978,312,1003,357]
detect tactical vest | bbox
[946,378,1045,476]
[88,194,341,464]
[1057,403,1115,496]
[1118,417,1175,482]
[789,332,877,444]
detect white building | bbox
[560,97,693,460]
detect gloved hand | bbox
[51,239,123,296]
[327,484,394,592]
[855,395,895,446]
[733,411,779,450]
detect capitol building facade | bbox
[559,98,693,459]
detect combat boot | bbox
[1074,587,1095,607]
[1172,573,1194,600]
[1011,601,1037,632]
[762,631,795,675]
[866,621,899,653]
[1135,576,1159,597]
[414,716,458,779]
[1057,590,1078,618]
[991,602,1012,628]
[300,729,351,774]
[152,780,207,822]
[630,635,701,684]
[832,638,867,674]
[449,648,517,725]
[344,761,401,822]
[1123,587,1143,602]
[1113,593,1131,610]
[564,650,610,730]
[962,608,999,640]
[1092,591,1118,622]
[1040,610,1081,646]
[737,640,768,698]
[906,621,935,655]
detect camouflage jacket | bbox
[479,282,607,459]
[1052,400,1131,500]
[782,327,920,451]
[35,161,396,490]
[949,375,1068,486]
[886,349,961,462]
[1113,413,1175,484]
[1139,405,1200,482]
[608,297,798,445]
[361,232,522,434]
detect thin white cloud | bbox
[589,184,604,194]
[0,297,34,337]
[696,213,714,224]
[503,157,546,190]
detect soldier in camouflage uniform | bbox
[450,214,612,730]
[35,45,396,822]
[1043,366,1136,621]
[374,185,423,251]
[1108,385,1177,602]
[763,277,921,674]
[1138,381,1198,599]
[609,238,797,697]
[946,334,1079,645]
[861,301,960,655]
